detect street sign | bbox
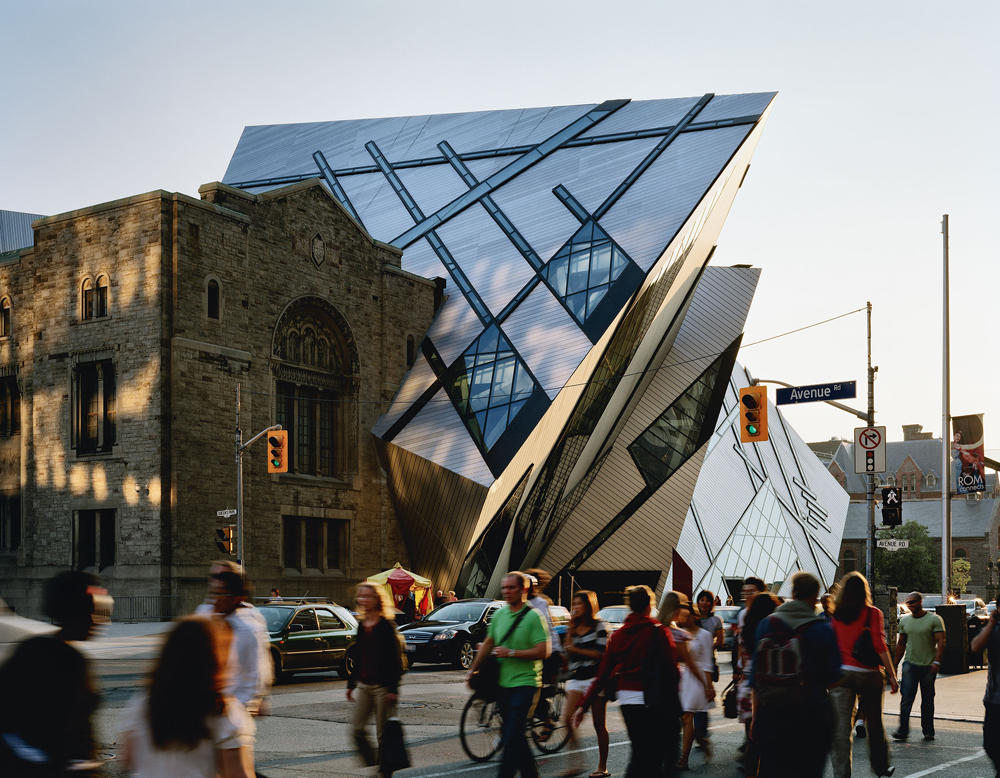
[877,539,910,551]
[217,509,237,518]
[775,381,857,406]
[854,426,886,474]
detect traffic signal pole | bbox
[235,383,282,575]
[941,215,951,601]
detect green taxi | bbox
[256,599,358,682]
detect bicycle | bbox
[459,683,570,762]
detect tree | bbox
[952,558,971,595]
[874,521,939,593]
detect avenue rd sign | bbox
[877,539,910,551]
[775,380,856,405]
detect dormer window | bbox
[82,279,94,320]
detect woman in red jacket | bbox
[830,572,899,778]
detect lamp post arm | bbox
[240,424,283,454]
[751,379,869,422]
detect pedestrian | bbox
[970,600,1000,776]
[821,592,835,620]
[738,591,780,778]
[434,589,446,609]
[693,589,724,754]
[447,590,458,602]
[0,571,110,776]
[726,595,734,606]
[830,572,898,778]
[560,590,610,778]
[733,577,766,761]
[657,591,712,775]
[121,617,255,777]
[347,582,406,777]
[575,585,684,778]
[674,599,716,770]
[209,571,273,716]
[892,592,946,741]
[751,571,842,778]
[270,588,281,600]
[467,571,550,778]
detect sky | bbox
[2,1,998,453]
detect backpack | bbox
[753,616,819,707]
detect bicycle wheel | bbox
[531,686,570,753]
[460,693,504,762]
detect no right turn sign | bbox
[854,426,886,474]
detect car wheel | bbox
[456,639,474,670]
[271,650,286,684]
[340,646,356,679]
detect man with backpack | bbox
[751,571,843,778]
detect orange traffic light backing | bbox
[267,430,289,473]
[739,386,769,443]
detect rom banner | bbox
[952,414,987,494]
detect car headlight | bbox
[433,629,458,641]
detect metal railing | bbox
[112,595,180,623]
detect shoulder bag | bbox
[850,606,883,668]
[470,605,532,702]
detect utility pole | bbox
[865,302,877,588]
[941,215,952,600]
[235,382,282,577]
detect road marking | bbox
[901,749,985,777]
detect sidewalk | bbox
[884,668,990,723]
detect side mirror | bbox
[288,623,305,633]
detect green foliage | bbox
[874,521,939,593]
[952,558,972,594]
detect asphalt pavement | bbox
[87,626,994,778]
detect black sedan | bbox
[256,600,358,682]
[398,598,504,669]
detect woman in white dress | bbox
[121,617,255,778]
[675,601,715,770]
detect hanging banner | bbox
[952,414,986,494]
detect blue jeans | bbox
[898,661,936,737]
[497,686,539,778]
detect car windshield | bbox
[717,608,740,624]
[597,607,629,624]
[426,602,487,623]
[257,607,294,633]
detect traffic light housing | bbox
[215,526,234,555]
[881,487,903,526]
[739,386,768,443]
[267,430,288,473]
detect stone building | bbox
[0,181,436,616]
[810,425,1000,595]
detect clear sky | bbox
[3,1,997,452]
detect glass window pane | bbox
[513,364,534,402]
[568,253,589,294]
[484,406,509,449]
[491,358,516,406]
[548,256,569,296]
[590,244,612,286]
[566,291,587,321]
[587,286,608,315]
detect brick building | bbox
[811,425,1000,596]
[0,181,437,616]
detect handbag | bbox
[722,679,739,719]
[470,605,532,701]
[379,718,411,772]
[850,607,883,668]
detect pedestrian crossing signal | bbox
[881,487,902,526]
[267,430,288,473]
[215,526,234,555]
[739,386,769,443]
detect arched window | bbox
[96,276,109,318]
[955,548,967,559]
[82,279,94,320]
[0,298,9,338]
[926,473,936,488]
[843,549,856,574]
[887,475,895,487]
[406,335,415,368]
[207,280,220,320]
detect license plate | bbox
[405,644,416,652]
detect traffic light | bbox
[739,386,768,443]
[267,430,288,473]
[215,526,234,555]
[881,487,902,526]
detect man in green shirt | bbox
[893,592,946,740]
[467,571,550,778]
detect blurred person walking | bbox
[970,601,1000,776]
[737,592,780,778]
[829,572,898,778]
[892,592,945,741]
[733,577,766,762]
[209,571,272,716]
[0,571,109,776]
[121,617,254,777]
[751,572,842,778]
[348,582,406,777]
[560,590,610,778]
[693,589,724,754]
[674,599,716,769]
[467,571,550,778]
